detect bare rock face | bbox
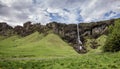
[0,22,13,36]
[46,19,114,44]
[14,25,24,36]
[23,21,32,31]
[12,19,113,41]
[14,21,45,36]
[23,21,34,36]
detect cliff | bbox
[0,19,116,53]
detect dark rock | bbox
[14,21,44,36]
[0,22,13,36]
[14,25,25,36]
[23,21,32,30]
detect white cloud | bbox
[80,0,120,22]
[0,0,120,26]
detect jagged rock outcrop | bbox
[0,19,115,44]
[0,22,14,36]
[14,25,25,36]
[14,21,45,36]
[46,19,114,44]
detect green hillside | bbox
[0,32,77,58]
[0,36,5,41]
[85,35,107,54]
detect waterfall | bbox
[77,23,83,50]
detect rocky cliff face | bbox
[0,19,115,53]
[0,22,14,36]
[14,21,45,36]
[46,19,114,44]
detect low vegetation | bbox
[85,35,107,53]
[1,52,120,69]
[104,19,120,52]
[0,32,77,58]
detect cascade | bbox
[77,23,83,50]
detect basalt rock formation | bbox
[46,19,114,44]
[0,19,116,53]
[14,21,45,36]
[0,22,14,36]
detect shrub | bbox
[103,19,120,52]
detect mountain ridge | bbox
[0,18,119,53]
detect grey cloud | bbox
[0,0,33,25]
[0,0,120,26]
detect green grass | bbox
[0,35,6,41]
[0,32,77,58]
[85,35,107,54]
[1,32,120,69]
[0,52,120,69]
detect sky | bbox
[0,0,120,26]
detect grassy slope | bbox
[85,35,107,54]
[1,32,120,69]
[0,36,5,41]
[0,32,77,58]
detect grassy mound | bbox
[0,32,77,58]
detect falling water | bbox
[77,23,83,50]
